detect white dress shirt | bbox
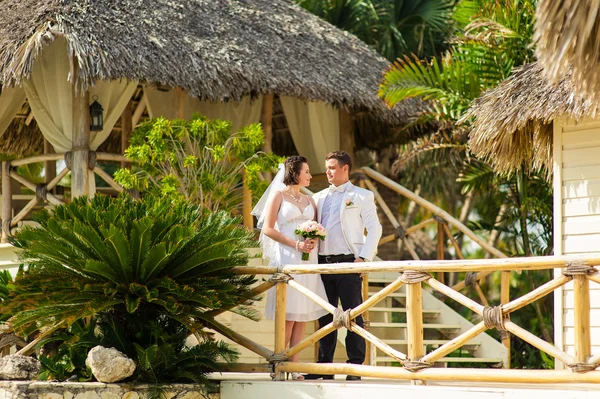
[319,181,352,256]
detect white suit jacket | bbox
[313,182,382,261]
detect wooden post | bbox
[500,270,511,368]
[274,280,287,381]
[362,273,371,365]
[121,103,132,169]
[242,170,253,228]
[44,139,56,188]
[437,222,445,283]
[1,162,12,242]
[262,94,274,153]
[175,87,186,119]
[573,274,591,364]
[339,109,355,160]
[406,279,425,384]
[71,72,91,199]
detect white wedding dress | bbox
[264,200,328,321]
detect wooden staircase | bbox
[365,272,508,367]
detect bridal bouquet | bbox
[295,220,327,261]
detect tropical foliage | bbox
[295,0,456,61]
[3,194,257,383]
[114,115,280,212]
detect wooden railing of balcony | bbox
[211,255,600,384]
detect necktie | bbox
[329,185,344,193]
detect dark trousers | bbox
[317,255,365,365]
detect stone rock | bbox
[0,355,40,380]
[85,346,135,383]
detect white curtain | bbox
[144,87,263,132]
[0,87,26,137]
[23,36,137,195]
[280,97,340,174]
[23,37,138,153]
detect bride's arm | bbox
[263,192,312,253]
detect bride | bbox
[252,156,328,380]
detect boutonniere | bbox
[345,198,354,207]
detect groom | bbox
[304,150,382,381]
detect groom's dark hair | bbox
[325,150,352,171]
[284,155,308,185]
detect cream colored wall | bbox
[554,117,600,368]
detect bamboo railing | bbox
[357,167,512,362]
[219,255,600,383]
[1,152,128,242]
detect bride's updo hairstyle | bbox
[283,156,308,185]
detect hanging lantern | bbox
[89,96,104,131]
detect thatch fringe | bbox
[465,63,599,176]
[0,0,420,122]
[534,0,600,103]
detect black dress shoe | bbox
[303,373,334,380]
[346,375,361,381]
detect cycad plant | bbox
[3,194,257,383]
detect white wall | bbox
[553,116,600,367]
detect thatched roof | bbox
[465,62,600,176]
[534,0,600,103]
[0,0,417,121]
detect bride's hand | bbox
[298,240,315,253]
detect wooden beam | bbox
[43,139,56,186]
[339,109,355,160]
[1,161,12,242]
[573,274,591,363]
[71,68,90,199]
[121,103,132,169]
[261,94,274,153]
[274,280,287,381]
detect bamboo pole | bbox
[71,79,90,198]
[364,178,400,228]
[233,256,600,275]
[502,274,571,314]
[287,279,335,313]
[362,273,371,365]
[10,198,39,226]
[443,223,464,260]
[285,322,336,358]
[214,363,273,373]
[503,321,575,365]
[207,281,276,318]
[1,162,12,242]
[93,166,125,193]
[500,270,511,368]
[261,94,274,153]
[121,103,132,169]
[402,237,421,260]
[274,280,287,381]
[205,318,274,360]
[9,171,62,205]
[379,234,397,246]
[573,274,591,363]
[11,154,63,167]
[95,153,129,163]
[175,88,186,119]
[351,323,406,362]
[422,322,488,363]
[452,270,493,292]
[427,278,485,315]
[406,282,424,363]
[278,362,600,383]
[587,352,600,366]
[437,222,445,283]
[132,96,146,127]
[473,283,490,307]
[361,167,507,259]
[405,218,435,235]
[588,273,600,286]
[352,275,406,316]
[46,168,69,192]
[339,109,355,160]
[242,170,253,229]
[44,139,56,188]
